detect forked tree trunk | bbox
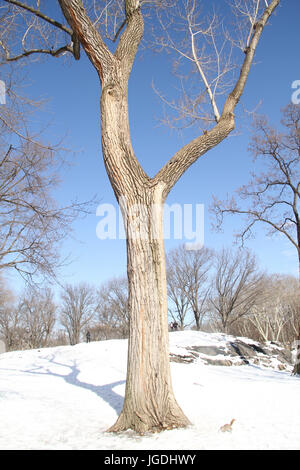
[108,187,190,433]
[57,0,281,434]
[99,71,191,433]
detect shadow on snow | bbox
[16,356,125,415]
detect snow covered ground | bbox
[0,331,299,450]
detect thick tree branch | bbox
[222,0,280,115]
[154,113,235,200]
[115,0,144,79]
[58,0,115,83]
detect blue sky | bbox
[3,0,300,292]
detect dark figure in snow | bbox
[86,331,91,343]
[170,322,178,331]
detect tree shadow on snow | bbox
[21,356,125,414]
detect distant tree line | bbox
[0,274,129,351]
[0,244,299,352]
[166,245,300,346]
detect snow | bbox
[0,331,299,450]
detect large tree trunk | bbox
[100,76,190,433]
[108,187,190,433]
[56,0,281,434]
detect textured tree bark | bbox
[108,186,191,433]
[99,77,191,432]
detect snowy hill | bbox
[0,331,300,450]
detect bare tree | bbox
[210,247,264,333]
[1,277,57,350]
[167,249,191,330]
[220,274,299,343]
[167,244,213,330]
[0,0,281,433]
[212,104,300,278]
[249,275,298,343]
[0,142,95,280]
[0,25,95,282]
[60,282,95,345]
[0,308,25,350]
[212,103,300,372]
[0,274,17,350]
[18,286,56,348]
[0,71,96,281]
[184,246,213,330]
[47,328,69,347]
[95,276,129,339]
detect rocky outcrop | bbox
[169,333,293,371]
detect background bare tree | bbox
[247,275,298,343]
[212,103,300,278]
[212,103,300,373]
[209,247,264,333]
[0,21,96,282]
[167,244,213,330]
[0,0,281,433]
[0,307,25,351]
[0,273,17,350]
[167,248,191,330]
[18,286,56,349]
[94,276,129,339]
[183,246,213,330]
[0,279,58,350]
[0,142,91,280]
[0,90,96,282]
[60,282,95,345]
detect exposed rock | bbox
[170,353,194,364]
[203,358,239,367]
[187,345,224,356]
[169,333,293,371]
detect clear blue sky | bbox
[4,0,300,292]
